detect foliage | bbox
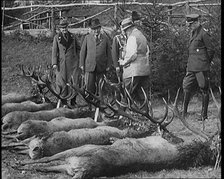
[132,0,221,97]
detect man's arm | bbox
[203,31,215,62]
[52,36,59,70]
[111,36,120,68]
[120,36,137,68]
[79,35,87,71]
[106,36,112,71]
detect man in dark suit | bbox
[79,18,112,95]
[182,14,215,121]
[52,19,81,107]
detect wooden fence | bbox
[2,0,221,35]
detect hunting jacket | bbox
[123,28,150,79]
[187,25,215,72]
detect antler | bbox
[67,77,142,122]
[119,87,173,125]
[210,88,221,134]
[172,88,220,141]
[17,64,38,82]
[37,70,76,102]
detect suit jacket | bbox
[187,25,215,72]
[52,31,81,95]
[80,32,112,73]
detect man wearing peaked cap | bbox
[186,14,200,24]
[182,13,215,122]
[119,17,150,105]
[52,18,81,108]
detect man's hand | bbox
[52,64,58,71]
[80,66,84,75]
[106,67,111,72]
[115,67,120,74]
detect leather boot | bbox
[182,91,191,118]
[199,90,209,121]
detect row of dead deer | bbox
[1,64,221,178]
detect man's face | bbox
[59,26,68,34]
[92,27,101,36]
[134,20,142,26]
[187,21,198,31]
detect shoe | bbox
[197,116,208,121]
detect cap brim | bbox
[58,24,68,28]
[91,25,101,29]
[121,24,133,31]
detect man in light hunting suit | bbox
[119,17,150,105]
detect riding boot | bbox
[182,91,191,118]
[199,90,209,121]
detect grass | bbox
[1,34,221,179]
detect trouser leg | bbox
[182,72,197,118]
[182,91,191,118]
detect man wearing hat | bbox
[119,17,150,105]
[80,18,112,96]
[52,19,81,107]
[112,20,127,83]
[182,14,215,121]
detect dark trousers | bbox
[182,71,209,93]
[182,71,210,119]
[84,70,104,95]
[123,76,149,105]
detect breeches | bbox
[123,76,149,103]
[182,71,209,93]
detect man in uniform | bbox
[111,21,127,83]
[182,14,215,121]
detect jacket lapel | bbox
[59,32,73,51]
[189,25,201,44]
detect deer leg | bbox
[34,164,69,174]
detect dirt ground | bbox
[1,97,221,179]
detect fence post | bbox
[114,4,118,29]
[2,0,5,32]
[185,1,190,15]
[167,5,172,25]
[51,7,56,37]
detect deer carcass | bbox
[2,108,94,131]
[1,101,55,117]
[16,89,221,178]
[27,126,129,159]
[15,117,107,140]
[2,93,40,105]
[17,135,217,179]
